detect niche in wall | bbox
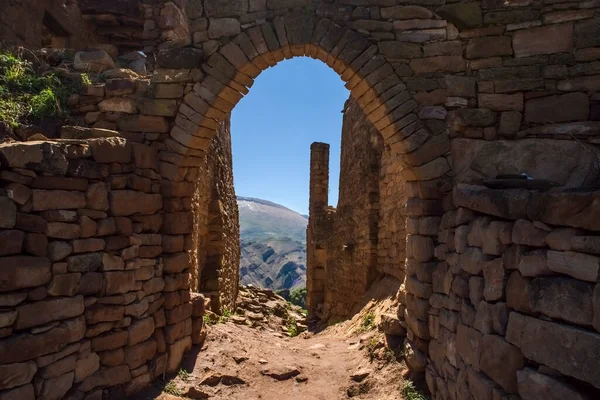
[41,11,70,48]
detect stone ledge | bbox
[0,137,135,173]
[518,121,600,139]
[60,126,121,140]
[454,184,600,231]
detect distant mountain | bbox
[238,197,307,291]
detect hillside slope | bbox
[238,197,307,290]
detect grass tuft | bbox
[218,308,233,323]
[162,381,183,396]
[401,380,429,400]
[177,368,191,381]
[358,312,376,333]
[286,315,299,337]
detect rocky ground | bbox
[133,285,415,400]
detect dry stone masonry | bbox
[1,0,600,399]
[0,138,207,400]
[307,99,386,321]
[191,117,240,313]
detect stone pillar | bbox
[306,142,330,319]
[308,143,330,218]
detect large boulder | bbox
[0,361,37,391]
[0,197,17,229]
[0,316,86,364]
[14,296,85,330]
[156,48,204,69]
[80,0,139,15]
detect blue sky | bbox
[231,57,350,215]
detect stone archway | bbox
[151,1,453,380]
[164,12,450,174]
[2,1,600,399]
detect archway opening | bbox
[188,53,404,326]
[232,57,347,306]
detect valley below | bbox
[237,197,308,292]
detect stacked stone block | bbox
[311,99,387,321]
[2,0,600,398]
[378,143,408,282]
[142,2,600,395]
[192,118,240,313]
[0,138,205,399]
[424,184,600,400]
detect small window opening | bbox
[41,12,70,48]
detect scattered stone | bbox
[184,386,211,399]
[350,368,372,383]
[261,366,301,381]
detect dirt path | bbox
[135,322,408,400]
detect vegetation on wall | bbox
[0,51,89,128]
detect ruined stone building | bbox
[1,0,600,399]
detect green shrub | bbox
[218,308,233,323]
[30,88,58,119]
[289,287,307,308]
[0,51,86,128]
[203,314,214,326]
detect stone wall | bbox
[318,99,385,320]
[0,139,205,399]
[0,46,237,398]
[192,116,240,313]
[306,98,410,321]
[2,0,600,399]
[378,115,407,282]
[424,184,600,400]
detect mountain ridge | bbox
[237,196,308,217]
[238,197,307,291]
